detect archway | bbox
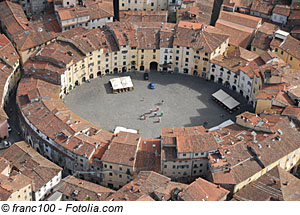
[174,67,179,73]
[113,68,118,74]
[150,62,158,71]
[105,69,110,74]
[225,81,230,88]
[210,75,215,81]
[89,74,94,79]
[75,80,79,86]
[232,85,237,92]
[122,67,127,73]
[131,65,136,71]
[218,78,223,84]
[97,72,101,77]
[82,77,86,83]
[140,65,145,71]
[193,70,198,76]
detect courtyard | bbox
[64,72,253,138]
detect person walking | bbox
[158,117,161,123]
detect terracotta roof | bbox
[174,26,229,53]
[218,11,262,29]
[215,19,252,48]
[0,172,32,200]
[282,106,300,120]
[108,171,187,201]
[250,0,273,15]
[55,175,115,201]
[178,177,229,201]
[211,116,300,187]
[0,1,56,51]
[135,139,161,173]
[101,132,141,167]
[1,141,62,193]
[176,133,218,154]
[0,34,19,120]
[17,77,113,160]
[211,47,258,74]
[271,35,300,60]
[233,166,300,201]
[251,22,278,51]
[239,57,264,78]
[273,5,291,17]
[256,83,287,100]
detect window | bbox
[109,172,112,176]
[176,56,179,61]
[173,165,176,169]
[281,51,284,55]
[205,52,208,56]
[186,51,189,55]
[275,48,278,52]
[183,153,186,157]
[119,174,122,178]
[176,50,179,54]
[185,58,189,62]
[290,56,293,61]
[164,165,167,168]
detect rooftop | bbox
[55,175,115,201]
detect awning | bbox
[212,89,240,110]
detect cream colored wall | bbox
[101,162,133,189]
[255,99,272,114]
[233,148,300,193]
[271,45,300,70]
[8,184,32,201]
[119,0,168,11]
[137,49,160,71]
[250,75,262,104]
[251,46,265,56]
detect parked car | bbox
[4,140,11,148]
[7,123,11,132]
[144,72,149,80]
[149,82,155,89]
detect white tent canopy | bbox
[110,76,134,93]
[114,126,138,134]
[212,89,240,110]
[110,78,123,90]
[120,76,133,88]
